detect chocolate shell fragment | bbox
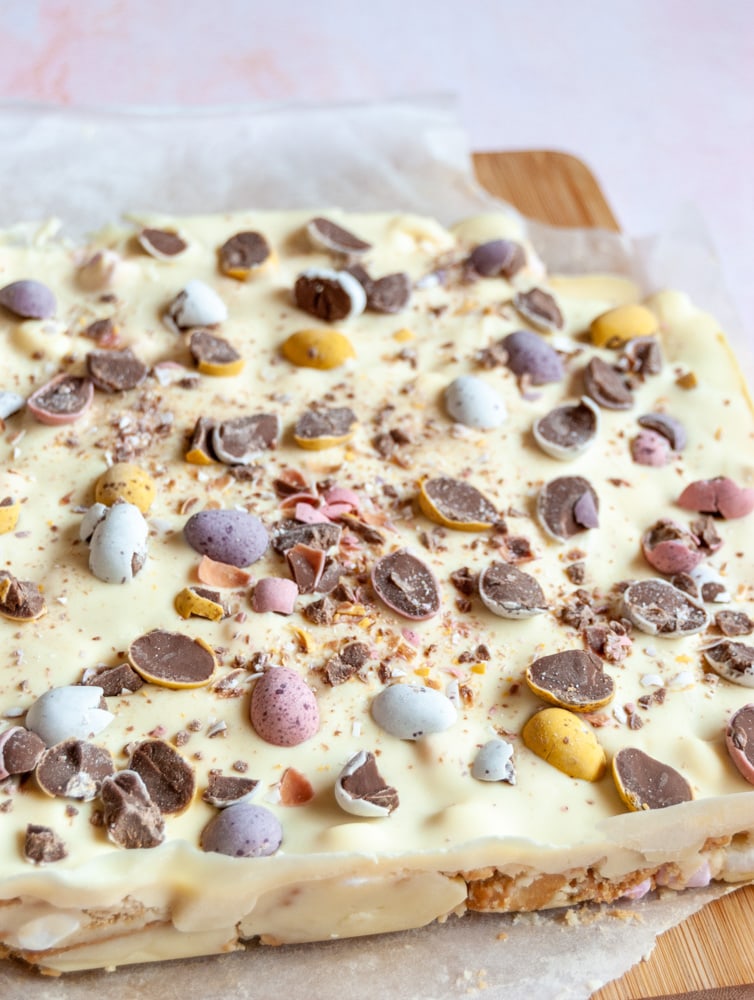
[371,549,441,620]
[537,476,599,541]
[621,578,709,636]
[86,348,148,392]
[129,739,196,814]
[703,640,754,687]
[478,562,547,619]
[612,747,693,811]
[525,649,614,712]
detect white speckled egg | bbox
[472,739,516,784]
[88,502,148,584]
[25,685,114,747]
[250,667,320,747]
[371,683,457,740]
[444,375,507,429]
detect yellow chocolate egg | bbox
[95,462,156,514]
[522,707,606,781]
[590,304,658,348]
[0,498,20,534]
[282,329,355,370]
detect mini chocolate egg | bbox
[444,375,507,429]
[502,329,564,384]
[282,328,356,370]
[370,683,457,741]
[250,667,320,747]
[293,267,366,322]
[641,519,703,575]
[95,462,156,514]
[183,508,268,567]
[0,279,56,319]
[677,477,754,520]
[201,802,283,858]
[522,707,606,781]
[590,304,658,348]
[252,577,299,615]
[25,685,114,747]
[87,501,149,584]
[703,640,754,687]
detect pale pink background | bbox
[0,0,750,328]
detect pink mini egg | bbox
[252,577,299,615]
[726,704,754,784]
[630,429,671,467]
[678,476,754,519]
[250,667,319,747]
[641,519,703,575]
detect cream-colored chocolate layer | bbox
[1,210,754,972]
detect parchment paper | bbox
[0,96,747,999]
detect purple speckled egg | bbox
[201,802,282,858]
[0,279,56,319]
[183,508,268,567]
[502,330,564,384]
[250,667,319,747]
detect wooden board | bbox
[472,150,754,1000]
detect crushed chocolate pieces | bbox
[0,571,47,622]
[86,348,148,392]
[271,519,342,555]
[565,561,586,584]
[24,824,68,864]
[203,773,259,808]
[81,317,120,347]
[82,662,144,697]
[715,610,754,636]
[302,595,336,626]
[128,739,196,814]
[691,515,723,554]
[449,566,477,596]
[36,739,115,800]
[0,727,45,776]
[100,770,165,849]
[321,640,371,685]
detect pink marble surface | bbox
[0,0,750,330]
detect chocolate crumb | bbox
[24,824,67,864]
